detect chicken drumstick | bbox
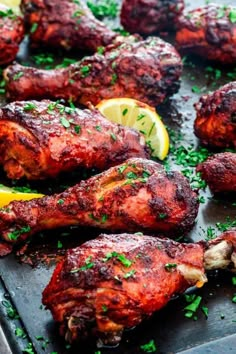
[176,4,236,64]
[43,230,236,346]
[194,82,236,148]
[121,0,184,35]
[197,152,236,194]
[4,37,183,106]
[0,158,199,256]
[0,100,149,180]
[0,4,24,65]
[21,0,117,52]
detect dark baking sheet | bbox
[0,0,236,353]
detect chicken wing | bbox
[42,230,236,346]
[176,4,236,63]
[4,36,183,106]
[194,82,236,148]
[197,152,236,194]
[0,158,199,256]
[0,100,149,180]
[121,0,184,35]
[21,0,117,52]
[0,4,24,65]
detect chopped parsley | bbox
[102,304,108,312]
[23,103,37,111]
[123,269,136,279]
[110,132,117,141]
[165,263,177,271]
[60,117,70,128]
[74,125,81,134]
[122,108,128,116]
[30,23,38,34]
[140,339,157,353]
[7,226,31,241]
[87,0,118,19]
[13,72,24,81]
[184,294,202,320]
[103,252,132,267]
[2,300,19,319]
[229,9,236,23]
[70,256,94,273]
[80,65,91,77]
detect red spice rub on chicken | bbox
[0,158,199,256]
[21,0,117,52]
[176,4,236,63]
[194,82,236,148]
[0,100,149,180]
[0,5,24,65]
[121,0,184,35]
[42,230,236,346]
[197,152,236,194]
[4,36,183,107]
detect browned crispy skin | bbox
[4,37,183,106]
[197,153,236,194]
[176,4,236,63]
[0,158,199,256]
[194,82,236,148]
[42,230,236,345]
[0,100,149,180]
[0,5,24,65]
[21,0,117,52]
[121,0,184,35]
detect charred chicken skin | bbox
[4,36,183,106]
[197,152,236,194]
[121,0,184,35]
[0,5,24,65]
[194,82,236,148]
[0,158,199,256]
[176,4,236,63]
[21,0,117,52]
[42,230,236,346]
[0,100,149,180]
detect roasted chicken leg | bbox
[0,100,149,180]
[176,4,236,63]
[197,152,236,194]
[42,230,236,346]
[0,158,199,256]
[4,36,183,106]
[121,0,184,35]
[194,82,236,148]
[21,0,117,52]
[0,4,24,65]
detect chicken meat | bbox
[194,82,236,148]
[21,0,117,52]
[0,158,199,256]
[121,0,184,35]
[42,230,236,346]
[197,152,236,194]
[176,4,236,63]
[4,36,183,106]
[0,100,149,180]
[0,4,24,65]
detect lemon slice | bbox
[96,98,169,160]
[0,0,21,14]
[0,185,44,208]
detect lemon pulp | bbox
[96,98,169,160]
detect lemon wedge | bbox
[0,185,44,208]
[96,98,169,160]
[0,0,21,14]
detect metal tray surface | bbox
[0,0,236,353]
